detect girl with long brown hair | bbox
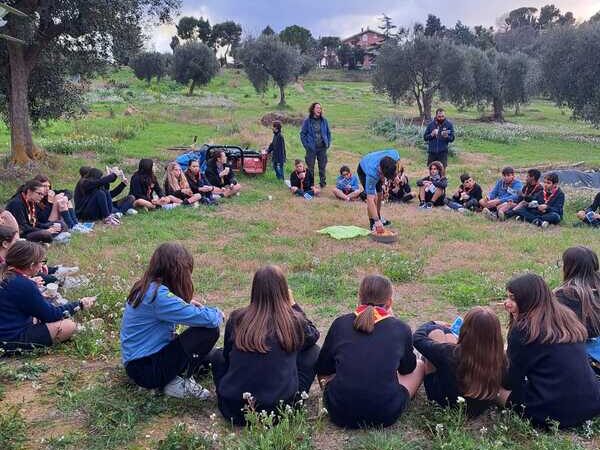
[129,159,180,210]
[163,162,203,206]
[120,242,223,400]
[413,307,507,417]
[32,174,88,233]
[555,246,600,338]
[211,265,320,426]
[0,241,94,353]
[502,273,600,428]
[316,275,424,429]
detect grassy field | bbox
[1,68,600,450]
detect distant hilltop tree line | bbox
[1,1,600,165]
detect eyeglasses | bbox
[33,191,45,196]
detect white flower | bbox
[300,391,309,400]
[456,396,466,404]
[480,426,488,435]
[435,423,444,433]
[320,407,328,415]
[209,413,216,421]
[242,392,252,400]
[285,404,293,414]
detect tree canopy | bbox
[172,41,219,95]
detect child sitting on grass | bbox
[445,173,482,213]
[130,159,181,211]
[387,166,414,203]
[480,166,523,220]
[333,165,363,201]
[416,161,447,209]
[514,172,564,228]
[290,159,320,198]
[576,191,600,227]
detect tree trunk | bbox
[278,84,286,107]
[423,92,433,122]
[188,79,196,96]
[7,41,42,164]
[414,90,424,120]
[515,103,521,116]
[492,97,504,122]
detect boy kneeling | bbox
[515,172,564,228]
[290,159,320,198]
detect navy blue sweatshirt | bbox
[506,326,600,428]
[129,173,164,201]
[205,159,236,188]
[5,195,52,238]
[533,188,565,218]
[290,169,316,192]
[316,313,416,429]
[216,304,319,413]
[267,131,286,164]
[74,173,126,218]
[413,322,496,417]
[0,273,80,342]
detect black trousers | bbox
[211,344,320,426]
[125,326,219,390]
[427,152,448,168]
[305,147,328,186]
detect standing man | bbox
[357,149,400,232]
[300,102,331,188]
[423,108,454,168]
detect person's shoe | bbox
[71,223,92,234]
[498,210,506,221]
[162,203,179,210]
[125,208,138,216]
[532,218,542,227]
[419,201,426,209]
[163,376,210,400]
[191,201,200,208]
[104,215,120,226]
[443,205,452,211]
[541,221,550,229]
[401,193,414,203]
[482,208,497,221]
[457,207,466,214]
[514,216,522,222]
[82,222,95,230]
[425,202,433,209]
[380,217,391,226]
[53,232,71,244]
[113,212,124,219]
[320,181,327,188]
[303,192,313,200]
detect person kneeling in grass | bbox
[413,307,508,417]
[120,243,223,399]
[576,191,600,227]
[333,165,363,201]
[316,275,425,429]
[445,173,482,214]
[480,166,523,220]
[514,172,564,228]
[290,159,320,198]
[416,161,447,209]
[211,265,320,426]
[0,241,95,354]
[130,159,181,211]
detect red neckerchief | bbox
[544,187,558,204]
[354,304,392,324]
[20,192,37,228]
[524,183,541,196]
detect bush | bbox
[42,136,118,155]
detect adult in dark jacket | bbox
[501,273,600,429]
[74,167,135,222]
[514,172,564,228]
[266,120,286,180]
[423,108,454,168]
[300,102,331,188]
[211,266,320,426]
[204,150,242,197]
[316,275,424,429]
[5,180,62,243]
[0,241,95,353]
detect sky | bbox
[148,0,600,51]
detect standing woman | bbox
[300,102,331,188]
[502,273,600,428]
[0,241,94,353]
[413,307,507,417]
[554,246,600,339]
[120,243,223,399]
[211,265,320,426]
[129,159,181,210]
[316,275,424,429]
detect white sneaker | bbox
[56,265,79,277]
[162,203,179,211]
[113,212,124,219]
[163,376,210,400]
[53,232,71,244]
[71,223,92,233]
[541,221,550,229]
[125,208,138,216]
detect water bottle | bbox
[450,316,463,336]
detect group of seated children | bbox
[115,241,600,430]
[3,153,243,244]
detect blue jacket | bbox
[120,283,223,363]
[335,174,360,192]
[0,273,81,342]
[300,116,331,153]
[424,119,455,155]
[534,188,565,218]
[488,179,524,203]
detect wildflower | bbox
[211,432,218,441]
[480,426,488,435]
[285,404,293,414]
[456,396,466,404]
[320,407,328,415]
[300,391,309,400]
[435,423,444,434]
[242,392,252,401]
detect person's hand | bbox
[374,220,384,234]
[538,204,548,212]
[49,223,62,233]
[40,264,49,275]
[121,177,128,185]
[182,188,193,196]
[190,297,205,307]
[79,296,96,310]
[423,180,431,187]
[299,172,306,180]
[431,128,439,137]
[31,276,44,288]
[151,198,161,205]
[595,213,600,220]
[442,130,449,138]
[291,186,298,193]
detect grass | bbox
[1,68,600,449]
